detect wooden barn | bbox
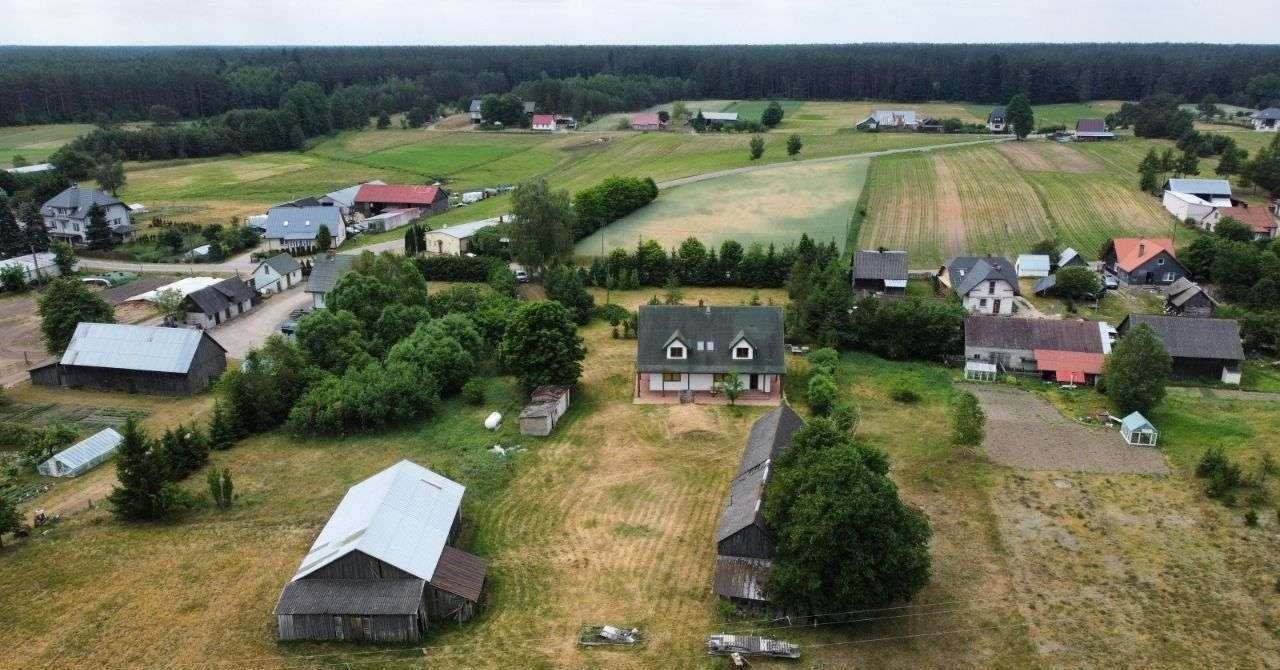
[712,404,805,611]
[29,323,227,395]
[274,460,487,643]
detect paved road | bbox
[76,250,260,275]
[208,285,311,359]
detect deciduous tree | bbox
[748,135,765,160]
[1105,323,1171,414]
[498,301,585,392]
[1006,93,1034,139]
[510,179,574,270]
[37,277,115,353]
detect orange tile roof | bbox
[354,184,442,206]
[1034,349,1105,376]
[1110,238,1175,273]
[1218,206,1278,235]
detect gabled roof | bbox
[1033,274,1057,295]
[355,184,443,206]
[853,249,908,282]
[1120,314,1244,361]
[523,101,536,113]
[946,256,1020,297]
[1016,254,1051,273]
[1252,107,1280,121]
[1165,178,1232,198]
[293,460,465,583]
[41,428,123,473]
[469,99,483,112]
[965,316,1106,353]
[701,111,739,122]
[1120,411,1155,433]
[1033,349,1105,376]
[531,114,556,126]
[426,218,501,240]
[60,323,221,374]
[716,406,805,545]
[127,276,222,302]
[184,278,255,316]
[1164,277,1218,308]
[323,180,385,209]
[264,206,344,241]
[1105,238,1177,273]
[274,578,425,616]
[631,113,662,126]
[5,162,54,175]
[737,404,805,478]
[258,252,302,277]
[863,110,919,126]
[41,185,123,219]
[635,305,785,374]
[1217,206,1278,235]
[306,253,356,295]
[1058,247,1084,267]
[988,106,1007,118]
[1075,118,1107,133]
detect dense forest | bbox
[4,44,1280,126]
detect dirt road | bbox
[208,285,310,359]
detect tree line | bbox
[7,44,1280,127]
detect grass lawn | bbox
[0,123,92,165]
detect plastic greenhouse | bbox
[1119,412,1158,447]
[37,428,124,477]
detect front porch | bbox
[633,372,783,406]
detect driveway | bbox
[77,250,259,275]
[207,285,310,359]
[968,384,1168,475]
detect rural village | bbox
[2,41,1280,670]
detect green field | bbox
[962,101,1126,129]
[0,123,91,166]
[576,157,868,256]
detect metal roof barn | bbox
[37,427,123,477]
[61,323,206,374]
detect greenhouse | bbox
[37,428,124,477]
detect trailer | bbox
[707,634,801,659]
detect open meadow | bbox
[0,123,93,166]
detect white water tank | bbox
[484,412,502,430]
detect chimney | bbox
[698,299,704,307]
[1138,241,1145,256]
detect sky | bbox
[2,0,1279,46]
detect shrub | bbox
[950,391,985,447]
[808,348,839,376]
[891,387,921,403]
[462,379,486,406]
[1197,446,1242,498]
[597,303,629,326]
[1245,509,1259,526]
[412,254,499,282]
[832,402,859,434]
[807,373,838,416]
[0,266,27,292]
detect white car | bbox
[1102,274,1118,290]
[514,269,530,283]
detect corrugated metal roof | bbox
[712,556,772,602]
[425,218,502,240]
[61,323,208,374]
[429,546,487,602]
[355,184,443,206]
[1016,254,1051,273]
[293,460,465,583]
[701,112,739,121]
[5,163,54,175]
[264,206,344,242]
[274,578,425,615]
[42,428,123,473]
[1166,178,1233,197]
[126,276,222,302]
[324,180,385,209]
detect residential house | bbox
[40,185,134,246]
[987,106,1007,132]
[554,115,577,129]
[1118,314,1244,384]
[1101,237,1187,286]
[1164,277,1217,318]
[712,404,805,613]
[181,277,256,329]
[1251,107,1280,131]
[263,205,347,250]
[274,460,486,642]
[518,385,571,436]
[964,315,1112,384]
[938,256,1020,315]
[252,253,303,295]
[634,304,785,405]
[353,184,448,218]
[306,252,355,309]
[29,323,227,395]
[530,114,556,131]
[856,110,920,131]
[630,113,664,131]
[1015,254,1051,278]
[1073,118,1116,141]
[421,218,503,256]
[1163,178,1234,206]
[469,99,483,123]
[1212,206,1278,240]
[852,249,908,296]
[37,428,123,478]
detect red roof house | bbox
[1102,237,1188,285]
[631,113,664,131]
[1216,206,1278,239]
[353,184,448,217]
[531,114,556,130]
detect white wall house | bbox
[1162,190,1216,225]
[940,256,1021,315]
[1251,108,1280,131]
[262,205,347,250]
[40,185,134,246]
[252,253,303,295]
[421,218,503,256]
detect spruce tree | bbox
[315,224,332,251]
[403,226,417,255]
[85,203,113,250]
[0,494,21,547]
[109,416,183,521]
[0,196,25,258]
[18,201,49,252]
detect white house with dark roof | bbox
[263,205,347,250]
[252,253,303,295]
[306,252,356,309]
[852,249,908,295]
[857,110,920,131]
[938,256,1021,315]
[634,304,785,404]
[420,218,503,256]
[39,185,133,246]
[1251,107,1280,131]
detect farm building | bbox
[469,99,483,123]
[634,304,785,405]
[1120,412,1158,446]
[1102,238,1187,286]
[0,252,63,284]
[1162,190,1216,225]
[354,184,448,218]
[182,277,256,329]
[696,111,739,129]
[37,427,123,477]
[1251,107,1280,131]
[319,180,386,213]
[274,460,486,642]
[1164,178,1234,207]
[5,162,54,175]
[1073,118,1115,140]
[712,404,805,611]
[306,253,355,309]
[1212,206,1278,239]
[1118,314,1244,384]
[29,323,227,395]
[554,115,578,129]
[964,315,1111,383]
[938,256,1020,315]
[1164,278,1217,318]
[1057,247,1086,270]
[518,385,571,436]
[630,113,664,131]
[1015,254,1051,278]
[263,205,347,250]
[856,110,920,131]
[40,185,134,246]
[852,249,908,296]
[421,218,503,256]
[987,106,1007,132]
[531,114,556,131]
[126,276,220,303]
[251,253,303,295]
[362,209,418,233]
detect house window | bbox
[696,341,704,351]
[1157,257,1165,265]
[667,344,685,359]
[979,298,988,307]
[706,341,714,351]
[1163,272,1175,282]
[734,346,752,359]
[988,281,996,294]
[713,373,729,383]
[662,373,682,382]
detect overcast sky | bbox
[3,0,1279,45]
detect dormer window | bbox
[734,346,752,359]
[667,343,686,359]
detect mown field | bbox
[0,123,93,165]
[858,138,1188,267]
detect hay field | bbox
[575,157,868,257]
[0,123,92,165]
[860,140,1178,267]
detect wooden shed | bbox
[274,460,487,643]
[518,385,571,436]
[29,323,227,395]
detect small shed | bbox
[1120,411,1158,446]
[518,385,571,436]
[37,427,124,477]
[1016,254,1051,278]
[1057,247,1086,269]
[964,361,997,382]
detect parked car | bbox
[514,269,530,283]
[1102,274,1118,290]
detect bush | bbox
[0,266,27,292]
[412,254,500,282]
[807,373,837,416]
[1197,446,1242,498]
[890,387,921,403]
[1245,509,1259,526]
[597,303,629,326]
[832,402,859,434]
[571,176,658,240]
[808,348,839,376]
[462,379,486,406]
[950,391,985,447]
